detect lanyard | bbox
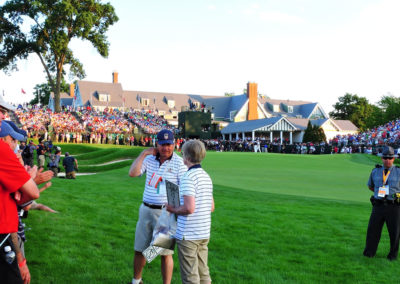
[383,170,391,186]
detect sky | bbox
[1,0,400,113]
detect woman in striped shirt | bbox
[166,140,214,284]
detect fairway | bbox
[25,145,397,283]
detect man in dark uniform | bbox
[363,146,400,260]
[63,152,78,179]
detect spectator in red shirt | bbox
[0,101,40,284]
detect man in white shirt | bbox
[129,129,187,284]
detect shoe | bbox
[363,252,374,258]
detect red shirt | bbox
[0,140,31,234]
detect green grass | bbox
[24,145,398,283]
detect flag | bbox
[21,88,26,94]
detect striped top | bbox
[175,165,213,241]
[141,152,187,205]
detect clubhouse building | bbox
[49,72,358,143]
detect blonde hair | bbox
[182,140,206,164]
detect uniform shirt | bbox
[368,165,400,200]
[0,140,31,234]
[63,156,76,173]
[175,165,213,241]
[141,152,187,205]
[37,144,45,156]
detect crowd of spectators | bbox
[330,119,400,147]
[11,104,400,156]
[14,105,177,145]
[193,138,385,155]
[126,109,177,134]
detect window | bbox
[288,106,293,113]
[99,94,110,102]
[167,100,175,108]
[310,107,325,119]
[230,110,237,121]
[141,98,150,106]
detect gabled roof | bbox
[122,90,192,112]
[221,116,296,134]
[228,94,248,117]
[194,96,232,119]
[287,118,331,130]
[257,98,328,119]
[76,81,124,106]
[332,120,359,131]
[310,118,330,127]
[299,103,318,118]
[180,94,248,120]
[48,92,72,111]
[286,118,309,130]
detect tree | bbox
[224,92,235,97]
[302,121,313,143]
[0,0,118,112]
[378,94,400,123]
[303,121,326,143]
[365,104,384,130]
[30,79,69,106]
[329,93,373,131]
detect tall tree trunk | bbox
[54,69,62,112]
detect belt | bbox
[372,198,398,205]
[143,202,163,210]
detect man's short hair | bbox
[65,152,70,157]
[182,140,206,164]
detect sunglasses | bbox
[382,157,394,160]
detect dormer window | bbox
[168,100,175,108]
[288,106,293,113]
[141,98,150,106]
[266,103,280,112]
[99,93,110,102]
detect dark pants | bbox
[50,166,59,178]
[363,204,400,259]
[23,157,33,167]
[0,234,23,284]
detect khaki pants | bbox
[177,239,211,284]
[38,155,45,168]
[66,171,76,179]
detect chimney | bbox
[70,83,75,97]
[112,71,118,84]
[247,82,258,120]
